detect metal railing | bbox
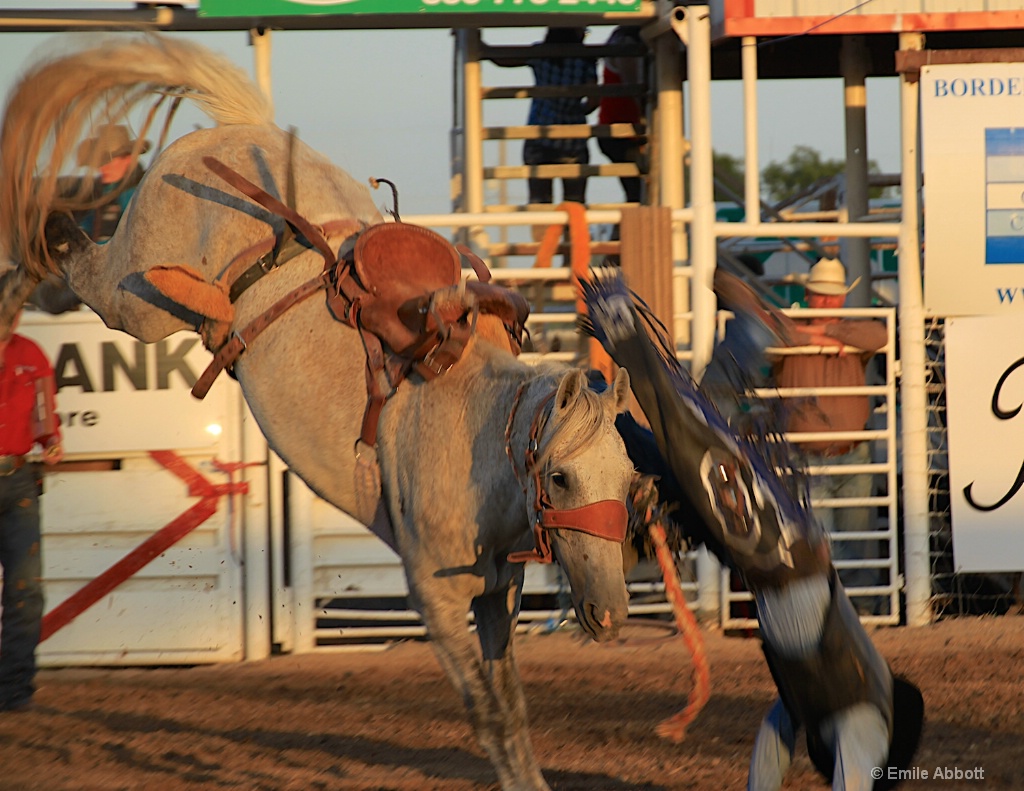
[718,306,900,629]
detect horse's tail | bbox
[0,34,275,281]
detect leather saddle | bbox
[188,156,529,437]
[333,222,462,356]
[326,220,529,446]
[331,222,527,359]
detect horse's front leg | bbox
[471,580,546,790]
[411,577,549,791]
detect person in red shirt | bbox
[0,308,62,712]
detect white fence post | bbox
[897,31,933,627]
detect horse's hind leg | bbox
[44,210,90,254]
[40,211,103,311]
[1,211,89,329]
[0,266,38,332]
[30,274,83,314]
[412,581,549,791]
[40,210,188,342]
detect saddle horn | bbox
[369,177,400,222]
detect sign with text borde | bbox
[922,63,1024,316]
[200,0,642,16]
[19,311,232,455]
[945,314,1024,571]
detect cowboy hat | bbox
[804,257,861,296]
[76,124,151,167]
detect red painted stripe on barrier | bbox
[149,449,217,496]
[39,451,249,643]
[40,496,219,642]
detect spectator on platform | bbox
[597,25,646,204]
[771,257,887,615]
[492,27,599,209]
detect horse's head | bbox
[511,366,634,642]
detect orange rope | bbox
[649,521,712,742]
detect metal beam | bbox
[896,46,1024,79]
[841,34,872,308]
[0,6,656,33]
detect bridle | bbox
[503,380,628,564]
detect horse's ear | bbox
[554,367,587,413]
[610,367,630,414]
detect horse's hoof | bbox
[44,211,90,260]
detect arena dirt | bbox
[0,615,1020,790]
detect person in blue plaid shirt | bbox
[493,27,599,207]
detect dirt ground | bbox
[0,616,1021,791]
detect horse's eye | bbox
[550,471,569,490]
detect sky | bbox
[0,3,903,218]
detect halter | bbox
[503,381,628,564]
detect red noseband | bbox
[503,382,628,565]
[507,499,628,565]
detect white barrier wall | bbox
[16,310,252,666]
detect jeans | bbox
[0,465,44,707]
[748,697,796,791]
[748,698,889,791]
[749,576,829,791]
[597,136,644,203]
[749,577,889,791]
[808,442,885,612]
[822,703,891,791]
[755,574,831,656]
[523,139,589,205]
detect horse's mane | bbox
[527,362,613,473]
[0,33,275,279]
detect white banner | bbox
[19,311,232,455]
[922,63,1024,317]
[946,314,1024,571]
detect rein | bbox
[191,157,529,461]
[503,381,628,564]
[191,156,364,399]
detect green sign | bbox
[200,0,643,17]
